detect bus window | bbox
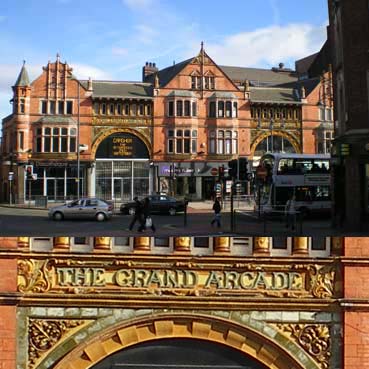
[295,187,313,202]
[314,186,331,201]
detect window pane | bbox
[44,127,51,135]
[61,137,67,152]
[226,101,232,117]
[66,101,73,114]
[70,128,77,136]
[191,139,197,153]
[70,137,76,152]
[177,129,183,137]
[168,101,174,116]
[94,102,99,114]
[61,128,68,135]
[52,137,59,152]
[184,130,190,137]
[58,101,64,114]
[218,101,224,117]
[44,137,51,152]
[184,100,190,116]
[184,139,190,153]
[168,139,174,153]
[41,101,47,114]
[53,127,59,135]
[192,101,197,116]
[209,101,216,117]
[49,101,56,114]
[176,139,183,153]
[36,137,42,152]
[176,100,183,116]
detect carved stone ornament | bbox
[28,319,85,368]
[18,259,53,293]
[276,324,331,369]
[309,265,336,298]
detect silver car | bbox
[48,198,113,221]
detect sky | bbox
[0,0,329,121]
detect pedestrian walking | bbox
[138,197,156,232]
[128,197,144,231]
[285,194,296,230]
[211,197,222,228]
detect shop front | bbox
[93,132,151,202]
[25,161,88,202]
[157,161,227,200]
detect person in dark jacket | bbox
[138,197,156,232]
[211,197,222,228]
[128,197,144,231]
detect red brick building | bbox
[1,46,333,203]
[327,0,369,230]
[0,235,368,369]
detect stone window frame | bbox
[34,125,77,153]
[208,129,238,155]
[167,98,197,118]
[167,128,198,155]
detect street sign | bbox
[215,183,222,191]
[225,180,232,193]
[8,174,13,181]
[32,174,38,180]
[210,167,218,176]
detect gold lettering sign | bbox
[112,137,133,156]
[17,259,336,299]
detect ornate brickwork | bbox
[28,319,86,369]
[275,323,331,369]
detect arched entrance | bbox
[252,134,298,157]
[91,338,268,369]
[52,314,317,369]
[92,130,151,202]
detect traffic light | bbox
[238,157,248,181]
[25,165,33,180]
[228,159,237,179]
[340,143,350,156]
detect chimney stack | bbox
[142,61,158,81]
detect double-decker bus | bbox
[258,153,331,215]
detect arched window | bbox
[254,135,295,156]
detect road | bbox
[0,206,366,236]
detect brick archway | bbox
[52,314,317,369]
[91,128,152,159]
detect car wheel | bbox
[128,207,136,215]
[169,207,176,216]
[96,212,106,222]
[53,212,64,221]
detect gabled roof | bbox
[250,87,301,104]
[14,63,30,87]
[219,65,298,86]
[147,58,192,88]
[80,80,153,99]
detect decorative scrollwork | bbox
[28,319,84,368]
[309,265,336,299]
[277,324,331,369]
[18,259,53,293]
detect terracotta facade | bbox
[1,47,333,203]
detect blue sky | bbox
[0,0,329,120]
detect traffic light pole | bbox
[230,184,234,233]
